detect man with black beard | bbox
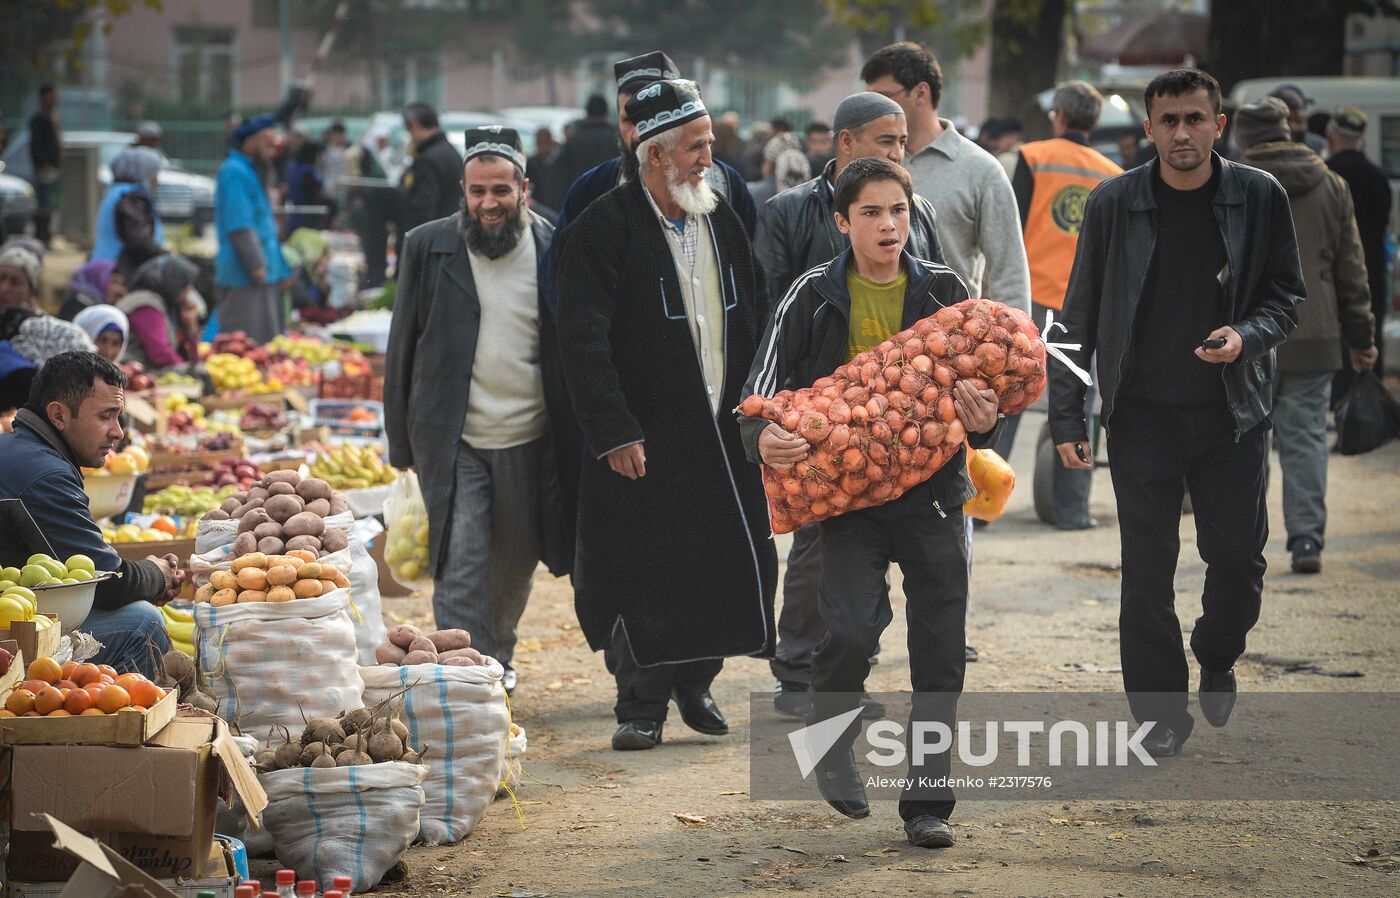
[542,51,757,320]
[385,128,573,694]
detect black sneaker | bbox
[964,644,980,663]
[1291,538,1321,574]
[774,681,811,719]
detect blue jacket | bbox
[215,150,290,287]
[0,409,164,610]
[92,182,164,263]
[541,156,757,317]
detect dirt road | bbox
[371,408,1400,897]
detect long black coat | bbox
[557,177,778,666]
[384,211,573,579]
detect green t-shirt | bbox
[846,268,908,362]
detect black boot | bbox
[814,748,869,819]
[673,688,729,735]
[612,720,663,750]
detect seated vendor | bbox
[0,351,181,676]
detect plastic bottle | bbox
[263,893,280,898]
[295,881,317,897]
[332,875,353,895]
[324,893,342,898]
[235,888,256,898]
[276,869,297,898]
[240,882,261,895]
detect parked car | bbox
[0,166,37,237]
[1,130,215,228]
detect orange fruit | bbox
[84,684,106,701]
[127,680,164,709]
[60,661,78,680]
[58,679,78,691]
[96,684,131,714]
[72,663,102,686]
[114,673,148,692]
[80,708,105,716]
[151,516,178,536]
[5,689,36,715]
[64,689,93,714]
[27,657,62,684]
[47,709,71,717]
[96,674,115,686]
[20,678,50,694]
[33,686,65,715]
[96,664,118,677]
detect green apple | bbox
[25,553,55,566]
[0,567,21,583]
[64,554,96,575]
[19,564,50,587]
[67,568,94,582]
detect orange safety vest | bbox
[1021,138,1122,310]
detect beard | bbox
[458,197,526,259]
[666,159,719,215]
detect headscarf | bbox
[110,146,163,185]
[73,305,130,356]
[0,245,42,295]
[130,253,199,307]
[0,308,37,342]
[69,259,117,306]
[10,315,96,365]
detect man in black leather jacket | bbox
[1049,69,1304,757]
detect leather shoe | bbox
[1141,724,1183,758]
[814,748,869,819]
[1199,668,1237,727]
[674,688,729,735]
[612,720,663,751]
[774,681,811,719]
[859,693,886,719]
[904,815,956,848]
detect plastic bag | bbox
[195,587,365,748]
[966,448,1016,522]
[498,722,527,797]
[381,470,433,590]
[195,516,239,554]
[259,761,427,893]
[360,660,510,845]
[1336,370,1400,455]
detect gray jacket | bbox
[754,160,944,321]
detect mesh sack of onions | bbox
[739,298,1047,534]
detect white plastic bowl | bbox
[83,471,141,520]
[32,571,115,633]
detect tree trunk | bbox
[989,0,1067,141]
[1207,0,1347,96]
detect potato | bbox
[296,562,324,581]
[253,521,284,540]
[231,491,248,503]
[442,655,478,667]
[237,589,268,603]
[237,507,272,534]
[402,650,438,665]
[375,643,408,664]
[428,629,471,652]
[231,498,263,518]
[195,582,215,602]
[320,528,348,553]
[388,624,423,649]
[265,554,303,569]
[303,498,331,518]
[408,636,437,654]
[257,536,285,555]
[319,578,338,594]
[327,494,350,516]
[263,494,304,524]
[266,564,299,586]
[284,535,322,553]
[438,648,483,664]
[204,508,230,521]
[263,470,301,486]
[330,569,350,589]
[267,481,296,496]
[209,588,238,606]
[220,497,242,513]
[295,477,333,502]
[231,552,268,572]
[210,569,238,591]
[286,549,318,564]
[292,578,323,598]
[266,585,296,603]
[283,512,326,538]
[246,486,270,503]
[233,532,258,556]
[236,567,269,591]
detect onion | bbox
[828,424,851,450]
[866,395,889,417]
[911,446,932,467]
[1012,332,1032,353]
[829,491,852,510]
[920,384,939,403]
[868,441,889,464]
[911,355,934,375]
[782,479,802,496]
[839,472,867,495]
[870,422,893,447]
[800,412,830,443]
[843,385,867,405]
[925,333,949,357]
[883,346,904,367]
[849,404,869,424]
[963,377,989,392]
[933,363,956,387]
[866,462,885,482]
[975,343,1007,376]
[872,377,889,395]
[813,376,836,391]
[948,333,971,354]
[810,499,830,516]
[954,354,980,377]
[898,468,924,489]
[860,361,882,385]
[937,394,956,423]
[896,446,914,467]
[782,409,801,432]
[1016,356,1040,376]
[813,395,833,413]
[944,418,966,445]
[986,325,1011,345]
[794,462,811,478]
[921,421,946,446]
[903,337,924,357]
[887,390,912,412]
[739,395,764,416]
[827,400,851,424]
[900,424,920,446]
[804,479,825,499]
[933,308,963,329]
[899,373,923,396]
[914,320,937,337]
[991,374,1016,394]
[883,364,902,384]
[870,481,895,500]
[841,447,865,470]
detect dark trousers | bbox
[810,499,968,821]
[1107,402,1268,738]
[605,625,723,724]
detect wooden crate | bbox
[0,687,177,746]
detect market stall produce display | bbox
[200,469,351,558]
[374,624,484,666]
[739,299,1047,533]
[195,551,349,605]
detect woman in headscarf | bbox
[93,146,165,277]
[0,308,96,411]
[0,243,42,310]
[72,304,130,363]
[116,253,203,369]
[58,258,126,320]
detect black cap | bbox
[614,51,681,95]
[625,79,708,141]
[463,125,526,173]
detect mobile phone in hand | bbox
[1074,442,1089,464]
[1201,336,1227,350]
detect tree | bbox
[988,0,1066,140]
[826,0,985,53]
[1206,0,1400,94]
[510,0,584,106]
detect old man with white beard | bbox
[557,79,778,752]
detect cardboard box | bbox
[6,715,266,882]
[0,686,177,747]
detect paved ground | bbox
[348,406,1400,897]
